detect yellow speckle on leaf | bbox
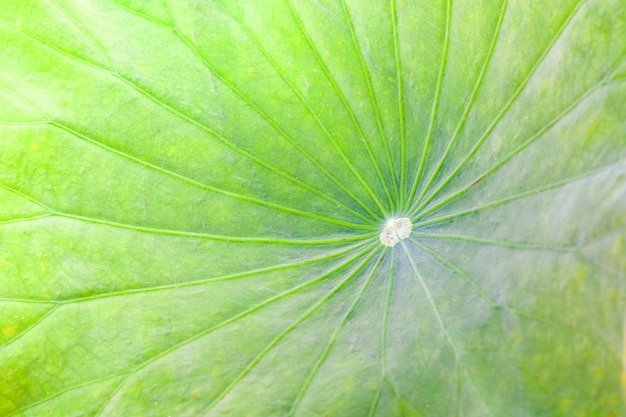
[2,327,16,338]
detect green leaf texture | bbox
[1,0,625,415]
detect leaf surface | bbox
[1,0,625,416]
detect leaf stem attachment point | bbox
[379,217,412,247]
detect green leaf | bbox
[1,0,625,415]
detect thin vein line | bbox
[57,212,376,244]
[108,0,373,221]
[411,0,508,210]
[169,25,385,220]
[0,305,61,351]
[0,195,373,245]
[111,79,374,223]
[0,213,53,226]
[412,75,610,220]
[400,245,490,414]
[413,160,625,228]
[3,120,372,232]
[414,236,586,335]
[383,376,403,409]
[335,0,399,208]
[0,298,59,304]
[287,249,385,416]
[405,0,453,210]
[47,0,115,69]
[212,2,391,217]
[104,0,171,27]
[461,370,490,415]
[368,248,395,417]
[5,371,132,417]
[0,183,55,213]
[284,0,399,211]
[50,121,373,230]
[0,120,49,126]
[401,239,464,412]
[401,240,458,357]
[0,81,49,120]
[57,238,377,305]
[413,232,575,252]
[604,77,626,86]
[92,243,377,417]
[391,0,405,206]
[368,382,383,417]
[4,238,373,305]
[413,239,508,310]
[576,241,622,276]
[606,56,626,80]
[200,247,382,416]
[410,0,587,215]
[0,17,376,222]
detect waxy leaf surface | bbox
[1,0,625,416]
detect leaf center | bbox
[379,217,412,247]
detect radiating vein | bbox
[287,249,385,416]
[0,185,373,244]
[0,78,50,120]
[91,243,377,417]
[414,238,510,311]
[335,0,400,207]
[210,2,390,217]
[0,183,55,213]
[2,113,372,232]
[410,0,586,215]
[199,247,382,416]
[169,23,386,219]
[0,120,49,126]
[401,240,461,405]
[4,371,132,417]
[368,248,395,417]
[412,74,613,220]
[390,0,406,207]
[105,0,171,27]
[0,304,60,351]
[285,0,399,212]
[59,212,376,243]
[406,0,452,208]
[413,160,626,228]
[410,0,508,210]
[54,121,374,230]
[416,237,597,358]
[43,238,376,304]
[401,240,459,355]
[0,298,58,305]
[0,214,53,226]
[0,236,373,306]
[398,244,509,417]
[605,77,626,86]
[413,232,575,252]
[47,0,115,69]
[0,17,376,223]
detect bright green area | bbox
[0,0,625,416]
